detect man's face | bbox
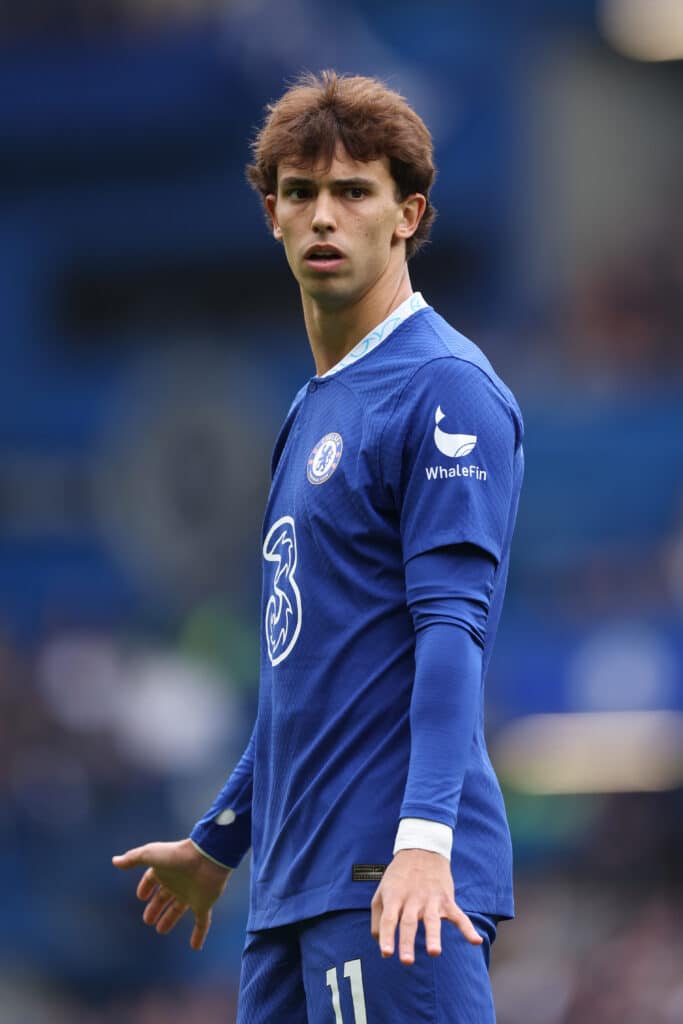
[265,147,416,311]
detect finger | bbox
[423,908,443,957]
[190,909,212,951]
[137,868,158,902]
[445,902,483,946]
[156,900,188,935]
[143,889,174,927]
[378,902,399,958]
[398,907,419,965]
[370,892,382,940]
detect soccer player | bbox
[113,71,524,1023]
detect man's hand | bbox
[370,849,483,965]
[112,838,231,950]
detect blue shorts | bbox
[236,909,498,1023]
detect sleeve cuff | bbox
[393,817,453,861]
[189,838,234,872]
[189,810,252,870]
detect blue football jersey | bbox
[191,296,524,929]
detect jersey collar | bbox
[320,292,428,379]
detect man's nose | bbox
[311,192,337,233]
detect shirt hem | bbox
[247,883,514,931]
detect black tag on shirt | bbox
[352,864,387,882]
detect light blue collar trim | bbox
[320,292,428,378]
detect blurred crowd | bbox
[0,0,224,39]
[0,979,237,1024]
[0,621,249,826]
[495,882,683,1024]
[572,253,682,385]
[0,620,253,1020]
[565,213,683,389]
[495,196,683,394]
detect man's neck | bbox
[302,266,414,377]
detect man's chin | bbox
[302,280,359,311]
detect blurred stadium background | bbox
[1,1,682,1021]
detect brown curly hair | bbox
[246,70,437,259]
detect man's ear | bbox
[265,194,282,241]
[394,193,427,242]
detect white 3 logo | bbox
[263,516,302,666]
[433,406,477,458]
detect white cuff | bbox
[393,818,453,861]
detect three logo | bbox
[263,516,302,666]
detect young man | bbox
[114,71,524,1023]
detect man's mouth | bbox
[304,245,345,271]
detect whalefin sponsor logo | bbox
[425,464,487,481]
[433,406,477,457]
[427,405,487,482]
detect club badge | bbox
[307,432,343,485]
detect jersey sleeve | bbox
[381,358,521,565]
[398,543,496,829]
[189,726,254,870]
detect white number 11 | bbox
[325,959,368,1024]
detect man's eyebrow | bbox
[279,175,377,189]
[334,177,377,189]
[279,176,313,188]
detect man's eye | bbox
[346,188,366,199]
[287,188,311,200]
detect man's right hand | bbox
[112,838,231,950]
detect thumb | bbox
[112,846,147,870]
[112,843,167,871]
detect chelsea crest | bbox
[307,432,343,485]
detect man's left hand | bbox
[370,849,483,965]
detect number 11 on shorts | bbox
[326,959,368,1024]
